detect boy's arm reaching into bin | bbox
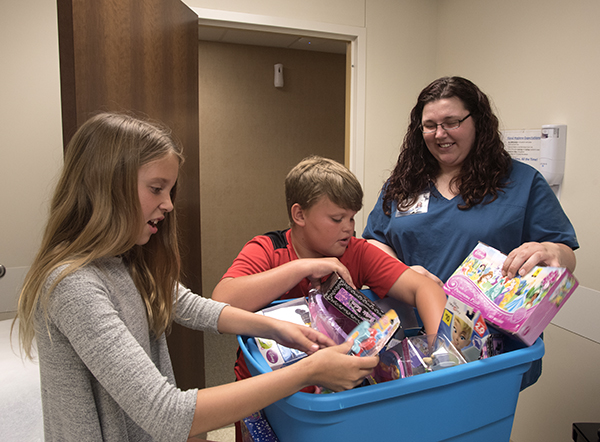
[385,268,447,337]
[187,305,378,438]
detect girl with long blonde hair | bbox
[14,112,377,442]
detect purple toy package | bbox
[241,410,280,442]
[320,273,384,325]
[444,242,578,346]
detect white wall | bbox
[0,1,63,320]
[363,0,438,221]
[182,0,366,27]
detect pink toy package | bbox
[444,242,578,346]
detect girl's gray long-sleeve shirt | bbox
[35,256,227,442]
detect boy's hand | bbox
[269,322,336,354]
[303,257,356,291]
[298,340,379,392]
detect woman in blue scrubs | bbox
[363,76,577,286]
[362,77,578,389]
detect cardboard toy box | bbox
[444,242,578,346]
[438,295,490,362]
[253,298,311,370]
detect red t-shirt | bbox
[224,229,408,382]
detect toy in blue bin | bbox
[238,295,545,442]
[438,295,490,362]
[346,310,400,357]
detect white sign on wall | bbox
[501,129,542,172]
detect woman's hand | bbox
[502,241,576,278]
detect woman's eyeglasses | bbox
[421,114,471,134]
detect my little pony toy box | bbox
[444,242,578,346]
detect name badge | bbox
[395,191,430,217]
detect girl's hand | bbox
[298,340,379,392]
[269,322,336,355]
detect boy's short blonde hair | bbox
[285,156,363,223]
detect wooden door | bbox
[57,0,204,390]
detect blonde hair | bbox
[285,156,363,224]
[14,112,184,358]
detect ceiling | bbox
[198,25,347,54]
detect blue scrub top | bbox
[363,160,578,283]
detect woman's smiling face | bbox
[421,97,476,175]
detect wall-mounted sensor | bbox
[539,124,567,186]
[274,63,284,88]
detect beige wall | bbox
[0,1,63,319]
[198,41,346,299]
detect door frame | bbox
[191,7,367,233]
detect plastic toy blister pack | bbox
[346,310,400,357]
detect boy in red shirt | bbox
[213,156,446,382]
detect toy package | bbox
[369,346,411,383]
[320,273,384,326]
[307,288,358,345]
[241,410,280,442]
[438,295,490,362]
[254,298,311,370]
[399,334,467,375]
[444,242,579,346]
[346,309,401,357]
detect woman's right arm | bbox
[366,238,399,259]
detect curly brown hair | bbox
[382,76,512,215]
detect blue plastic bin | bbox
[238,298,545,442]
